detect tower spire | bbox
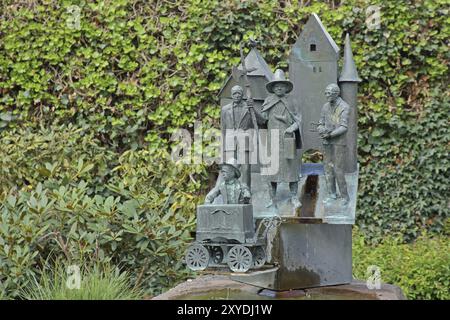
[338,33,360,173]
[339,33,361,83]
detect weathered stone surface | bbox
[151,275,406,300]
[230,223,353,290]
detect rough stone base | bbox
[152,275,406,300]
[235,223,352,290]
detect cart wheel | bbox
[227,245,253,272]
[252,246,266,268]
[185,244,209,271]
[208,246,224,264]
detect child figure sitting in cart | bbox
[204,158,251,205]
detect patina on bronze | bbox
[221,40,267,190]
[221,85,263,190]
[186,159,280,273]
[184,13,362,291]
[205,158,251,205]
[260,69,303,210]
[316,83,350,205]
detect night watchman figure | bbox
[221,85,262,189]
[317,83,350,205]
[205,158,251,205]
[260,69,303,209]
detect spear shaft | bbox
[239,42,259,155]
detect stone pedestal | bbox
[152,275,406,300]
[231,223,352,290]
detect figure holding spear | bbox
[221,39,264,190]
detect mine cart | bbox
[185,204,281,273]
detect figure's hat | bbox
[219,158,241,178]
[266,69,293,94]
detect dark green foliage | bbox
[358,88,449,242]
[0,0,448,299]
[0,125,207,298]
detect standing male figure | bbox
[260,69,303,209]
[317,83,350,205]
[221,85,263,189]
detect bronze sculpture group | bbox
[185,13,360,290]
[217,77,350,209]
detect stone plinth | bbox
[152,275,406,300]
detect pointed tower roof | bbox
[239,47,273,78]
[310,13,340,54]
[339,33,361,82]
[218,47,274,98]
[291,13,339,62]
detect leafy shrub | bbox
[0,127,208,299]
[353,228,450,300]
[20,262,143,300]
[0,172,199,299]
[0,123,117,197]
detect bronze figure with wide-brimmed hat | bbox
[205,158,251,204]
[265,69,294,94]
[258,69,303,210]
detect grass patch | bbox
[20,262,144,300]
